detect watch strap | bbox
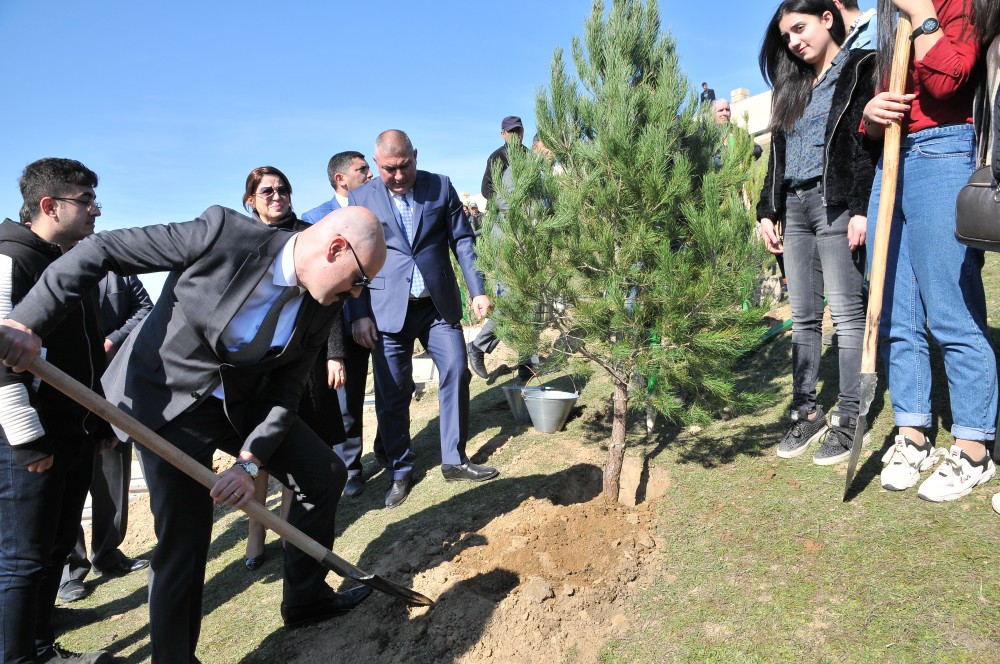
[909,18,939,41]
[234,459,258,479]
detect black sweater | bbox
[0,219,108,465]
[757,50,879,221]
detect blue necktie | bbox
[229,285,299,363]
[398,195,425,297]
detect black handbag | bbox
[955,165,1000,251]
[955,83,1000,251]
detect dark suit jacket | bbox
[9,206,340,464]
[99,273,153,347]
[346,171,484,333]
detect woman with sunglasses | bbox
[757,0,877,465]
[240,166,348,570]
[863,0,1000,502]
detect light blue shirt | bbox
[391,190,428,298]
[212,235,303,399]
[842,9,876,51]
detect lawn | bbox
[53,256,1000,663]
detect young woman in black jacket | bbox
[756,0,878,465]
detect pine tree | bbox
[475,0,768,500]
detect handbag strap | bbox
[993,83,1000,182]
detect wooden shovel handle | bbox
[861,14,913,375]
[26,356,434,605]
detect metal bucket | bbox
[502,385,538,424]
[522,389,579,433]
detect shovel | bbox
[27,356,434,606]
[844,14,913,501]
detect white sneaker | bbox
[992,493,1000,515]
[880,435,942,491]
[917,445,996,502]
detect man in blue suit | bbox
[348,129,498,508]
[301,151,372,223]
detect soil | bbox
[117,340,673,664]
[121,465,665,664]
[276,467,665,664]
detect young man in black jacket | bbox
[58,273,153,603]
[0,158,112,664]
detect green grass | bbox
[53,256,1000,662]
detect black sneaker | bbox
[38,642,112,663]
[813,410,869,466]
[776,406,827,459]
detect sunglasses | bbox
[342,238,383,290]
[256,185,290,199]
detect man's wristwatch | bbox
[233,459,259,480]
[909,18,940,41]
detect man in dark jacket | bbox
[0,158,112,664]
[58,274,154,602]
[470,116,533,380]
[480,115,527,202]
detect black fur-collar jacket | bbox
[757,50,879,221]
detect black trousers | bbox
[61,443,132,584]
[137,398,345,664]
[334,333,376,476]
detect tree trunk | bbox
[603,379,629,500]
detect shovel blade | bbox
[843,372,878,500]
[321,551,434,606]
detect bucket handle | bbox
[522,364,578,395]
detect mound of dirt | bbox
[282,466,664,663]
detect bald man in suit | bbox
[0,205,386,662]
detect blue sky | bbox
[0,0,852,295]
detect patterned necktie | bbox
[228,285,300,363]
[397,195,425,297]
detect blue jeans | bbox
[0,436,95,663]
[782,181,866,415]
[867,124,997,441]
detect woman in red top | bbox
[863,0,1000,502]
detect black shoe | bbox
[280,585,374,629]
[385,477,412,509]
[467,342,489,379]
[57,580,88,603]
[343,475,365,497]
[244,552,266,572]
[37,642,112,663]
[516,363,535,382]
[441,462,499,482]
[96,556,150,578]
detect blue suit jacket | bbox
[300,196,341,224]
[346,171,484,334]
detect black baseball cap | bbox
[501,115,524,132]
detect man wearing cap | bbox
[470,115,533,380]
[468,202,484,235]
[480,115,528,202]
